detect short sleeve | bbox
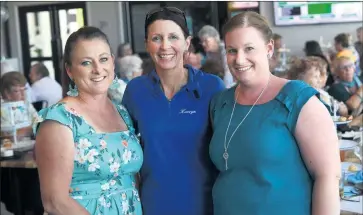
[278,81,319,133]
[209,94,218,129]
[122,84,139,134]
[32,103,74,137]
[209,90,226,130]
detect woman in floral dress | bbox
[33,26,143,215]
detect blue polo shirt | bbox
[122,65,224,215]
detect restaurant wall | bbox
[7,1,125,74]
[259,2,362,56]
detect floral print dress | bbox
[33,102,143,215]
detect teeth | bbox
[91,77,105,82]
[236,66,252,71]
[159,54,174,59]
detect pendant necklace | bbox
[223,74,271,170]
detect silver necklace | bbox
[223,74,271,170]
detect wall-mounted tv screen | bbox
[274,1,362,26]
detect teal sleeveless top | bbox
[33,102,143,215]
[209,80,318,215]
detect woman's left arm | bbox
[294,96,341,215]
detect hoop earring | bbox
[67,79,79,97]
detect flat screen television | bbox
[274,1,362,26]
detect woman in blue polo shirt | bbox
[122,7,225,215]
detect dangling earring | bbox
[109,74,120,90]
[267,53,271,59]
[67,79,79,97]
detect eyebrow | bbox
[226,43,254,49]
[81,53,110,60]
[151,32,179,37]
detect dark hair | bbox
[200,60,224,80]
[191,37,205,55]
[222,11,273,43]
[304,40,324,56]
[0,71,27,97]
[32,62,50,78]
[334,33,349,48]
[144,7,189,40]
[62,26,112,97]
[117,43,131,58]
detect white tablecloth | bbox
[341,196,363,214]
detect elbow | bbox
[41,194,68,214]
[42,195,58,214]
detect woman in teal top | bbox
[33,27,143,215]
[209,12,341,215]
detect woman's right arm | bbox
[35,120,90,215]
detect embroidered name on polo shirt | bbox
[179,109,196,115]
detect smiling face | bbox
[225,26,273,84]
[65,38,115,96]
[146,20,191,71]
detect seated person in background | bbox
[141,58,155,76]
[334,33,360,76]
[200,59,224,81]
[185,37,206,69]
[1,61,35,103]
[288,56,348,116]
[29,63,63,106]
[0,71,38,137]
[304,40,334,87]
[117,42,133,58]
[115,42,138,83]
[269,33,282,71]
[328,56,362,116]
[198,25,234,88]
[109,54,143,104]
[355,27,363,57]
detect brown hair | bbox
[334,33,350,48]
[288,56,327,81]
[32,62,50,78]
[222,11,273,43]
[62,26,112,97]
[200,60,224,80]
[0,71,27,97]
